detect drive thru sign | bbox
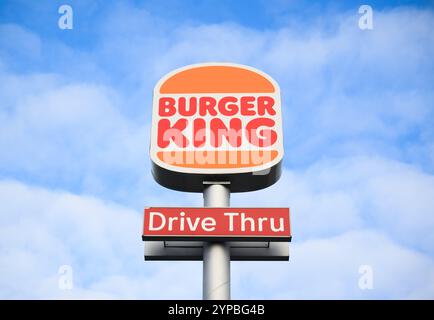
[145,63,290,300]
[143,207,291,242]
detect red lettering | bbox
[240,96,256,116]
[218,96,238,116]
[193,118,206,147]
[246,118,277,147]
[157,95,280,150]
[258,96,276,116]
[210,118,242,147]
[199,97,217,116]
[179,97,197,116]
[159,97,176,116]
[157,118,189,148]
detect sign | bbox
[144,241,289,261]
[150,63,284,192]
[143,207,291,241]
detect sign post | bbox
[203,183,230,300]
[144,63,290,300]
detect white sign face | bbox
[150,63,284,191]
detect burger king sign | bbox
[150,63,284,192]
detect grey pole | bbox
[203,183,231,300]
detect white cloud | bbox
[0,74,153,205]
[1,179,433,299]
[0,24,42,63]
[1,6,434,196]
[1,3,434,299]
[235,156,434,255]
[0,179,202,299]
[0,80,140,169]
[233,229,434,299]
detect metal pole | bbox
[203,183,230,300]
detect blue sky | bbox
[1,0,434,299]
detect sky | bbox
[0,0,434,299]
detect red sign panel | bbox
[142,207,291,241]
